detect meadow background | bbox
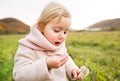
[0,31,120,81]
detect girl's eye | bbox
[54,29,60,33]
[64,31,67,34]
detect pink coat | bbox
[13,26,78,81]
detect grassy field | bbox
[0,31,120,81]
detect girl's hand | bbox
[71,66,89,80]
[71,69,82,80]
[46,54,68,69]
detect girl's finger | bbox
[60,55,68,65]
[77,72,82,80]
[72,70,77,79]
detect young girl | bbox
[13,2,89,81]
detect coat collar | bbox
[19,26,65,51]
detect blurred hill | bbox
[87,18,120,31]
[0,17,30,34]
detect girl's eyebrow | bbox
[53,26,62,30]
[54,26,69,31]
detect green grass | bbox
[0,35,25,81]
[66,31,120,81]
[0,31,120,81]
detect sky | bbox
[0,0,120,30]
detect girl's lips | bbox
[54,42,61,46]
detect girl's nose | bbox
[58,32,65,39]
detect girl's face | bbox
[42,17,71,46]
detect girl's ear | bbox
[37,23,44,33]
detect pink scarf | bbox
[19,26,65,51]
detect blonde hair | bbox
[37,2,71,29]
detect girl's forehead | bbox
[50,17,71,29]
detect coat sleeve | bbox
[65,55,79,79]
[13,45,52,81]
[62,44,79,79]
